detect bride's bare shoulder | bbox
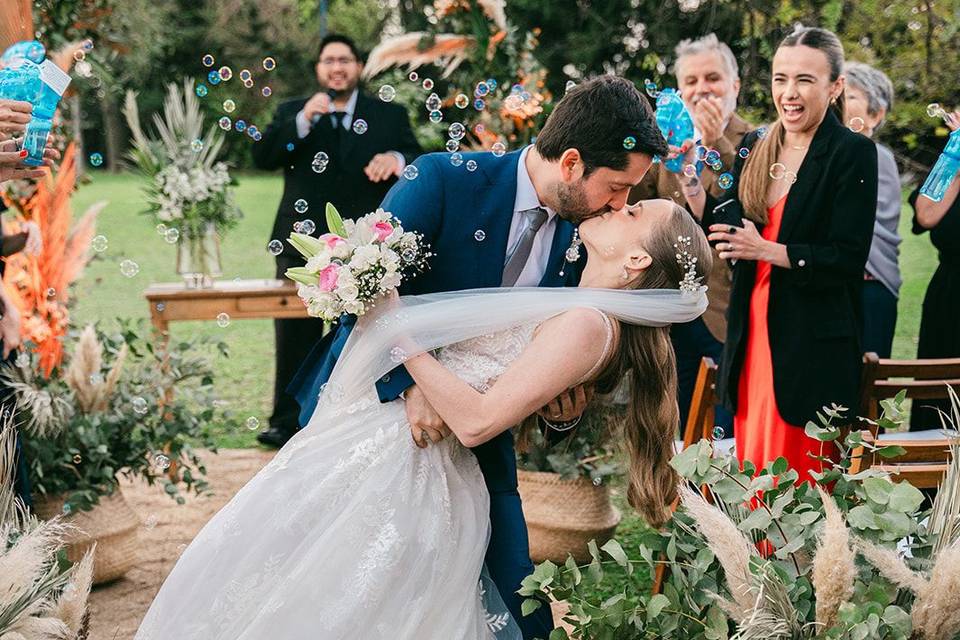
[532,307,615,348]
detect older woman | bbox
[844,62,902,358]
[682,27,878,481]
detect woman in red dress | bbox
[681,27,879,482]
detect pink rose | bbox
[319,233,346,250]
[318,264,340,292]
[372,221,394,242]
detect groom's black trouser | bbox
[271,257,326,434]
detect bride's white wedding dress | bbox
[135,323,547,640]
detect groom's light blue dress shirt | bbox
[506,145,559,287]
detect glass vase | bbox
[176,223,222,288]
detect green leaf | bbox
[326,202,348,237]
[882,605,912,637]
[549,629,570,640]
[521,598,542,617]
[864,477,893,505]
[601,539,630,571]
[876,445,907,459]
[738,507,771,532]
[563,555,582,586]
[887,481,924,513]
[647,593,670,621]
[805,420,841,441]
[847,505,879,530]
[771,456,788,476]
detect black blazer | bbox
[253,90,422,259]
[703,110,879,426]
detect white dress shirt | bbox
[505,145,559,287]
[295,89,405,169]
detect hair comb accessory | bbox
[674,235,703,294]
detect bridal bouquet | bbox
[285,204,430,321]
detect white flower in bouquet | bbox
[285,204,431,323]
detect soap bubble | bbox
[644,79,659,98]
[234,120,246,132]
[682,164,697,177]
[408,71,419,82]
[46,287,56,298]
[425,93,442,111]
[466,160,478,171]
[474,81,490,97]
[267,239,283,255]
[89,153,103,167]
[164,228,181,244]
[245,416,260,430]
[312,151,329,173]
[421,78,434,90]
[207,70,221,85]
[450,152,464,167]
[622,136,636,150]
[298,219,316,235]
[847,116,865,133]
[712,425,725,440]
[474,229,486,241]
[201,54,215,67]
[195,83,208,98]
[218,116,231,130]
[132,397,148,414]
[428,110,443,123]
[190,138,203,152]
[154,454,171,471]
[73,454,82,464]
[262,57,276,71]
[261,86,272,97]
[445,139,460,152]
[352,119,368,135]
[218,66,232,81]
[768,162,786,180]
[704,149,721,165]
[378,84,396,102]
[448,122,466,140]
[565,80,576,92]
[718,172,734,189]
[927,102,945,118]
[474,98,486,111]
[216,312,230,328]
[402,165,419,180]
[738,147,750,159]
[239,69,252,82]
[120,260,140,278]
[491,141,506,157]
[294,199,308,214]
[243,78,254,89]
[91,235,108,252]
[454,93,469,109]
[222,99,236,113]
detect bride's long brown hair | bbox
[594,204,712,526]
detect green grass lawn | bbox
[71,170,282,448]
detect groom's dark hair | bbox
[535,75,668,175]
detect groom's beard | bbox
[554,181,610,224]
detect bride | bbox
[135,199,712,640]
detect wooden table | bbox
[144,279,310,333]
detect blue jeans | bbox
[670,317,733,439]
[861,279,897,359]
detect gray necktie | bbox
[501,207,548,286]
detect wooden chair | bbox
[850,431,957,489]
[859,352,960,428]
[655,357,720,595]
[849,353,960,488]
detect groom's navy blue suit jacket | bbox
[290,148,580,460]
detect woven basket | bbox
[33,487,140,585]
[518,470,621,564]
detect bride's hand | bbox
[538,384,593,423]
[404,384,451,448]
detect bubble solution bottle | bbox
[920,128,960,203]
[20,60,71,167]
[654,88,696,174]
[0,58,42,103]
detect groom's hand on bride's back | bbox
[538,384,594,423]
[403,384,451,448]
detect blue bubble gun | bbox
[654,88,696,174]
[920,128,960,202]
[20,60,71,167]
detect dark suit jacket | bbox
[252,90,421,259]
[703,110,879,426]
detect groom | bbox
[291,75,668,639]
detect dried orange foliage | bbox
[3,144,99,376]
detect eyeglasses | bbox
[319,57,358,67]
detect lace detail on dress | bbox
[436,323,538,392]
